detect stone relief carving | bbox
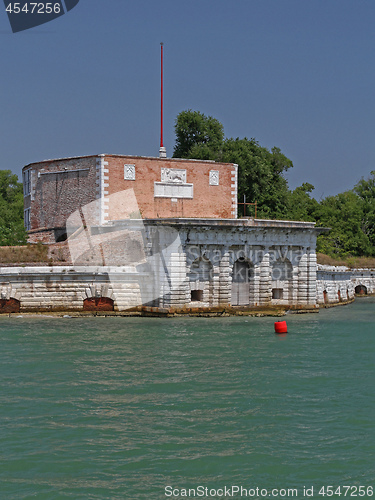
[161,168,187,184]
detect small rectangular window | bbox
[23,169,31,196]
[272,288,283,299]
[24,208,31,231]
[191,290,203,302]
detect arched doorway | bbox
[355,284,367,295]
[0,298,20,313]
[231,259,253,306]
[83,297,114,311]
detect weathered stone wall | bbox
[351,269,375,295]
[0,219,322,314]
[316,265,375,305]
[2,234,374,314]
[152,219,319,310]
[316,266,355,306]
[0,266,149,312]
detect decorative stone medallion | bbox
[124,164,136,180]
[209,170,219,186]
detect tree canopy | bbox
[173,109,375,258]
[173,110,293,218]
[315,191,372,257]
[173,110,224,160]
[353,170,375,249]
[0,170,27,246]
[221,139,292,218]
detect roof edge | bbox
[23,154,235,170]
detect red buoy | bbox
[274,320,288,334]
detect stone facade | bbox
[19,153,373,315]
[1,219,324,314]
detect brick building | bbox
[23,154,238,243]
[16,153,328,315]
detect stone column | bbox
[291,248,299,304]
[307,249,317,305]
[211,265,220,307]
[298,248,309,305]
[259,247,271,305]
[168,251,188,308]
[252,265,260,306]
[218,250,231,306]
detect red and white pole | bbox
[159,43,166,158]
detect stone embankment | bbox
[0,264,373,316]
[1,219,374,316]
[316,265,375,307]
[0,218,320,315]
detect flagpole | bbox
[159,43,166,158]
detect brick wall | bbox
[103,156,237,220]
[25,156,97,233]
[23,154,237,243]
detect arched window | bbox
[272,259,292,281]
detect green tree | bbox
[173,110,294,219]
[315,191,372,257]
[286,183,319,222]
[173,110,224,160]
[0,170,27,246]
[222,138,293,218]
[172,110,375,257]
[353,170,375,249]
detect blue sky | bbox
[1,0,375,199]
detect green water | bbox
[1,300,374,500]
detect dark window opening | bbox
[191,290,203,302]
[54,227,68,243]
[272,288,283,299]
[23,169,31,196]
[55,233,67,243]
